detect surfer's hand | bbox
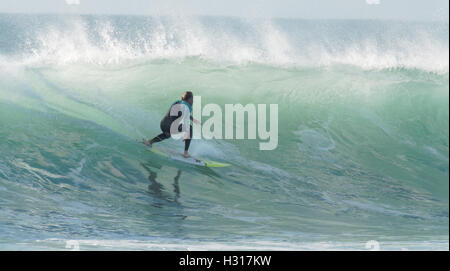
[183,132,190,140]
[193,118,201,125]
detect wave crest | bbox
[0,15,448,73]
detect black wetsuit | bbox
[150,101,193,151]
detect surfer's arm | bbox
[192,117,201,125]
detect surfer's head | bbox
[182,91,194,105]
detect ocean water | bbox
[0,14,448,250]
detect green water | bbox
[0,14,448,250]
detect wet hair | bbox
[181,91,193,101]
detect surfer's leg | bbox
[149,133,170,145]
[183,125,193,156]
[184,138,191,151]
[148,122,172,146]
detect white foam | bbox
[33,238,450,251]
[2,16,447,73]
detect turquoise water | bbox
[0,14,448,250]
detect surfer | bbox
[143,91,200,158]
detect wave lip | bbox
[0,15,448,73]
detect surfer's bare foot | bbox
[183,151,191,158]
[142,139,152,147]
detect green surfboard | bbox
[145,144,231,168]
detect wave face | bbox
[0,14,448,250]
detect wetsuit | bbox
[149,100,193,151]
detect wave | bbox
[0,14,448,249]
[0,14,448,73]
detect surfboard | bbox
[143,142,230,168]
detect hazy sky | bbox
[0,0,448,21]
